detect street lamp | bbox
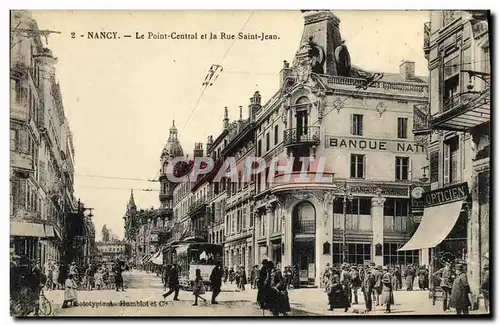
[341,181,353,264]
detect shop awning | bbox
[10,221,46,237]
[398,200,463,251]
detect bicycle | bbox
[38,289,52,316]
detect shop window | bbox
[383,242,419,266]
[333,242,371,265]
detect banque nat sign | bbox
[423,182,469,208]
[325,135,426,154]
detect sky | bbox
[30,10,430,241]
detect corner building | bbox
[252,11,429,287]
[401,11,490,306]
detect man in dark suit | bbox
[210,261,224,304]
[362,267,376,312]
[162,264,180,302]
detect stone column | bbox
[316,192,335,287]
[265,204,273,258]
[371,195,386,266]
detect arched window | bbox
[293,201,315,234]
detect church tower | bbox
[159,121,183,210]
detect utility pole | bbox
[341,181,353,264]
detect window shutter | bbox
[443,144,450,184]
[350,114,353,135]
[359,115,363,136]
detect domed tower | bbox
[159,121,184,210]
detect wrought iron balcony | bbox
[158,207,173,218]
[159,192,173,202]
[188,197,210,216]
[430,90,490,131]
[293,219,315,235]
[10,151,34,175]
[10,103,28,122]
[150,226,171,235]
[283,126,320,147]
[185,228,208,241]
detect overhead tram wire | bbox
[178,11,255,138]
[75,173,158,182]
[78,185,160,191]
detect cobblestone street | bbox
[43,270,488,316]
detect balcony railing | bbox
[158,208,173,218]
[10,103,28,122]
[283,126,320,146]
[293,220,315,234]
[10,151,33,172]
[271,171,334,186]
[150,226,171,235]
[327,76,428,94]
[185,229,208,241]
[442,92,480,113]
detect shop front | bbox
[398,182,470,288]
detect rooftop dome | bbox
[161,120,184,159]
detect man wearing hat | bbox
[340,264,352,304]
[372,265,383,306]
[350,265,361,304]
[361,266,376,312]
[434,261,454,311]
[380,266,394,313]
[449,263,471,315]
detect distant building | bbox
[96,239,127,264]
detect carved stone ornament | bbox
[292,191,311,201]
[376,101,386,118]
[322,191,335,226]
[371,194,386,207]
[315,89,327,123]
[281,107,287,125]
[295,60,312,85]
[333,97,345,114]
[265,203,273,214]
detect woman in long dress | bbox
[327,274,350,312]
[192,269,207,306]
[62,273,78,308]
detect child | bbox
[192,269,207,306]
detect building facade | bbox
[10,11,91,268]
[402,10,490,306]
[96,239,127,264]
[248,11,429,286]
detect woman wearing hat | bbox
[380,266,394,313]
[449,263,471,315]
[62,273,79,308]
[326,274,350,312]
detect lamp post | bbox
[342,181,353,264]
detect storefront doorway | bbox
[292,201,316,285]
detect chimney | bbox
[193,142,204,158]
[223,107,229,129]
[399,61,415,81]
[248,91,261,122]
[294,10,343,76]
[280,60,292,88]
[239,106,243,120]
